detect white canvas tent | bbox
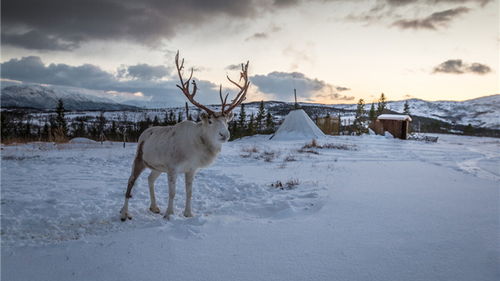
[270,109,326,140]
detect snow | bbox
[384,131,394,138]
[271,109,326,140]
[69,137,97,144]
[378,114,412,121]
[1,134,499,281]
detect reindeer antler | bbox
[222,61,250,115]
[175,51,250,116]
[175,51,215,115]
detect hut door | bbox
[401,121,408,139]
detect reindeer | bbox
[120,52,250,221]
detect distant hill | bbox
[382,95,500,130]
[1,83,498,130]
[1,84,139,111]
[270,95,499,130]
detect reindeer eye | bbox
[208,120,212,124]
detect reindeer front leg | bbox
[164,171,177,219]
[184,170,195,217]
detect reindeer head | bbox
[175,51,248,143]
[197,112,233,143]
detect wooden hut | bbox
[370,114,412,139]
[316,115,341,135]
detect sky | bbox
[1,0,498,106]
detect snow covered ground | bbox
[1,134,499,281]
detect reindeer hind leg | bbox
[120,142,146,221]
[148,170,161,213]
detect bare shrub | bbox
[51,127,68,143]
[321,143,357,150]
[301,139,357,151]
[284,154,297,162]
[297,148,320,155]
[277,162,287,169]
[242,145,259,153]
[302,139,320,149]
[271,178,300,190]
[286,178,300,188]
[262,151,276,162]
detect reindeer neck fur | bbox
[195,122,222,161]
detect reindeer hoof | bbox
[120,211,132,222]
[183,211,193,218]
[149,206,160,213]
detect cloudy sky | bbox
[1,0,498,106]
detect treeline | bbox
[1,99,277,144]
[228,101,275,140]
[351,93,390,135]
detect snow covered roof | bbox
[271,109,326,140]
[377,114,412,121]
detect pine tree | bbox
[354,99,366,135]
[153,115,160,126]
[265,112,274,132]
[97,111,107,143]
[238,103,246,129]
[177,111,183,123]
[463,123,474,135]
[247,113,255,135]
[369,103,376,121]
[42,122,50,141]
[256,100,266,132]
[163,111,169,125]
[376,93,387,116]
[185,102,192,121]
[55,99,68,137]
[403,100,410,115]
[228,120,238,140]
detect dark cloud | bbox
[273,0,300,7]
[0,56,116,88]
[250,71,355,102]
[246,32,268,41]
[122,64,170,80]
[392,7,470,30]
[226,64,244,70]
[385,0,491,7]
[348,0,491,28]
[1,30,78,51]
[245,24,281,41]
[432,59,492,75]
[336,86,350,92]
[1,0,262,51]
[0,56,221,105]
[467,62,492,74]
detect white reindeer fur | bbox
[120,112,232,221]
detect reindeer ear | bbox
[200,112,212,124]
[200,112,209,121]
[226,112,234,121]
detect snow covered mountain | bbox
[1,84,139,111]
[286,95,499,129]
[1,83,498,129]
[384,95,500,129]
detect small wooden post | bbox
[294,89,299,109]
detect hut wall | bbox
[381,120,407,139]
[369,120,384,135]
[316,116,340,135]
